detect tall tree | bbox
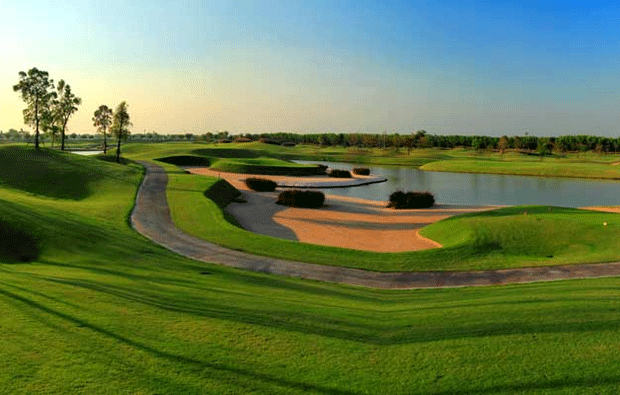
[110,102,131,163]
[54,80,82,151]
[93,105,113,154]
[13,68,56,149]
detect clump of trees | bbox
[13,68,82,150]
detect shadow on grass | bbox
[191,148,262,159]
[26,274,620,347]
[429,375,620,395]
[0,146,140,200]
[0,285,362,395]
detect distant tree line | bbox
[230,132,620,154]
[5,129,618,155]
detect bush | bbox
[316,164,328,175]
[276,190,325,208]
[245,177,278,192]
[234,137,253,143]
[387,191,435,209]
[352,167,370,176]
[327,169,352,178]
[258,138,281,145]
[282,142,296,147]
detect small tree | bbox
[54,80,81,151]
[13,68,56,149]
[93,105,113,153]
[110,101,131,163]
[498,135,509,154]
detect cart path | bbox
[130,161,620,289]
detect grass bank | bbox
[4,145,620,394]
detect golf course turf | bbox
[3,143,620,394]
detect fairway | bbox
[3,145,620,394]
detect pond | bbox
[69,150,103,156]
[295,160,620,208]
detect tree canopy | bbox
[110,101,131,163]
[13,68,56,149]
[54,80,82,151]
[93,105,113,154]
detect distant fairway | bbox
[4,144,620,394]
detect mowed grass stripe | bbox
[2,145,620,394]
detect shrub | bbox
[316,164,328,175]
[282,142,296,147]
[234,137,253,143]
[258,138,281,145]
[352,167,370,176]
[327,169,352,178]
[276,190,325,208]
[387,191,435,209]
[245,177,278,192]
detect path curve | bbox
[131,161,620,289]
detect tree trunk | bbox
[116,137,121,163]
[61,119,68,151]
[34,100,40,150]
[103,130,107,154]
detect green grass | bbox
[420,152,620,179]
[123,141,620,179]
[5,145,620,393]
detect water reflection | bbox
[296,160,620,207]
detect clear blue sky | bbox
[1,0,619,136]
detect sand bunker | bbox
[186,167,497,252]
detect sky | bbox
[1,0,619,137]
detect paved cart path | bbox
[131,161,620,289]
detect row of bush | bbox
[244,177,435,210]
[387,191,435,209]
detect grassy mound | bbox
[209,157,324,176]
[203,178,243,208]
[0,146,138,200]
[421,205,620,267]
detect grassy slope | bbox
[3,146,620,393]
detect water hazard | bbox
[295,160,620,207]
